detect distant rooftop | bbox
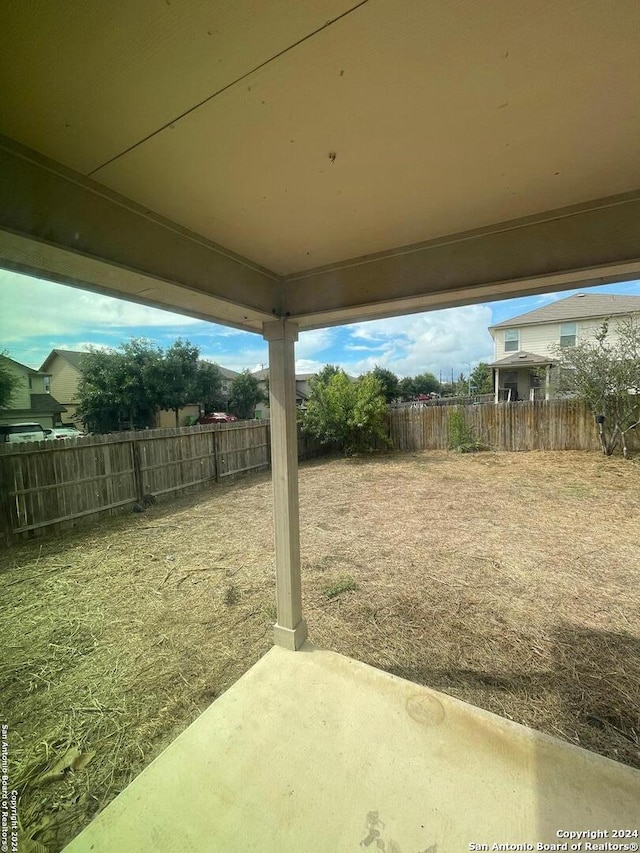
[252,368,316,382]
[40,349,87,372]
[490,293,640,330]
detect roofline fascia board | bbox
[0,138,282,333]
[489,307,640,332]
[283,192,640,329]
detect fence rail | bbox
[0,421,325,543]
[388,399,640,453]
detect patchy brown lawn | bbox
[2,450,639,850]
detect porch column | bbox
[545,365,551,401]
[263,319,308,651]
[494,367,500,404]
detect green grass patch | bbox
[323,575,358,599]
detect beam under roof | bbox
[0,137,281,333]
[283,192,640,328]
[2,137,640,334]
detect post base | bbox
[273,619,308,650]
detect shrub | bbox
[447,408,484,453]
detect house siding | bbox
[49,357,82,407]
[493,315,628,361]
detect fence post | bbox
[213,428,221,483]
[0,453,13,545]
[131,436,144,500]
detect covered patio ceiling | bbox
[1,0,640,333]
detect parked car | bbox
[197,412,238,424]
[0,422,45,443]
[43,426,85,440]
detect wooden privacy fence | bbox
[388,399,640,453]
[0,421,325,542]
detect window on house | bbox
[28,376,33,389]
[43,376,51,393]
[504,329,519,352]
[560,322,576,347]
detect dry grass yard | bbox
[2,450,639,850]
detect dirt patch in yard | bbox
[1,450,639,850]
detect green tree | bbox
[398,376,416,400]
[412,372,440,395]
[370,365,399,404]
[228,370,264,419]
[151,338,201,427]
[470,362,493,394]
[455,372,469,397]
[77,340,161,432]
[0,353,23,408]
[551,318,640,457]
[312,364,342,387]
[196,361,224,413]
[303,369,389,454]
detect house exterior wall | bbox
[156,405,201,429]
[493,314,628,361]
[0,412,56,429]
[48,356,82,408]
[5,360,31,408]
[1,361,48,407]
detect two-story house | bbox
[40,349,242,428]
[39,349,86,425]
[252,368,316,419]
[488,293,640,402]
[0,355,67,428]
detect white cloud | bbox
[341,305,495,377]
[295,358,327,374]
[296,328,334,359]
[0,270,205,343]
[199,344,268,373]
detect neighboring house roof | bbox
[29,393,67,413]
[217,366,240,380]
[2,354,49,376]
[1,394,67,416]
[252,368,317,382]
[40,348,87,372]
[490,293,640,330]
[490,351,554,368]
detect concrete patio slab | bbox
[64,644,640,852]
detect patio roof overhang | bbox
[490,351,554,368]
[4,6,640,843]
[1,0,640,332]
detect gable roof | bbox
[40,349,86,372]
[217,366,240,381]
[490,293,640,330]
[489,350,554,368]
[2,354,49,376]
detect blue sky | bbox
[2,269,640,380]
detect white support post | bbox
[263,319,307,651]
[545,365,551,401]
[494,367,500,404]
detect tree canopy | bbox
[303,367,389,454]
[370,366,399,403]
[77,339,228,432]
[228,370,264,420]
[469,362,493,395]
[0,353,23,408]
[551,317,640,456]
[398,372,440,399]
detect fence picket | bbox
[0,422,327,542]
